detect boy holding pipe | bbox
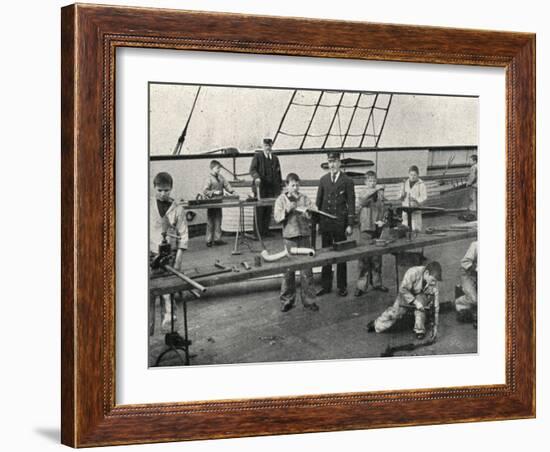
[355,170,389,297]
[274,173,319,312]
[149,172,189,330]
[202,159,236,247]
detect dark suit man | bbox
[249,138,283,236]
[315,151,356,297]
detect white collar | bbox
[330,171,341,182]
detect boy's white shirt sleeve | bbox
[203,177,215,197]
[302,194,317,212]
[169,205,188,250]
[398,268,417,304]
[417,181,428,204]
[461,241,477,271]
[398,181,406,200]
[273,195,287,224]
[433,284,440,311]
[222,175,233,194]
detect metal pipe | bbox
[164,265,207,293]
[260,248,289,262]
[289,247,315,257]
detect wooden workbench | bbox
[184,197,276,210]
[150,229,476,296]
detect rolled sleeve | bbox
[170,206,189,250]
[202,178,215,197]
[223,178,233,194]
[399,268,417,304]
[417,182,428,204]
[273,195,288,224]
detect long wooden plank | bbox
[150,230,476,296]
[184,197,276,210]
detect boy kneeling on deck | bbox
[150,172,189,330]
[355,170,389,297]
[274,173,319,313]
[367,261,442,340]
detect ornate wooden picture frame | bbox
[61,3,535,447]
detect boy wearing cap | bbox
[202,160,236,247]
[274,173,319,312]
[149,172,189,330]
[398,165,427,232]
[366,261,442,340]
[315,151,356,297]
[355,170,388,296]
[249,138,283,237]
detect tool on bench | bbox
[241,261,251,270]
[332,240,357,252]
[214,260,226,269]
[425,226,475,234]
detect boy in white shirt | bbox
[149,172,188,330]
[273,173,319,312]
[399,165,427,231]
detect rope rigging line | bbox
[291,102,376,110]
[172,86,202,155]
[274,90,392,150]
[276,131,379,138]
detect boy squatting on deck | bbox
[274,173,320,312]
[367,261,442,340]
[149,172,189,330]
[202,159,236,247]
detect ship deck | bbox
[149,213,478,367]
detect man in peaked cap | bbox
[249,138,283,237]
[315,150,356,297]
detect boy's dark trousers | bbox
[206,208,223,243]
[255,183,278,236]
[320,229,347,291]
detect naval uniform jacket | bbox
[249,151,283,197]
[315,172,356,233]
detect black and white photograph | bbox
[148,83,479,367]
[3,0,544,450]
